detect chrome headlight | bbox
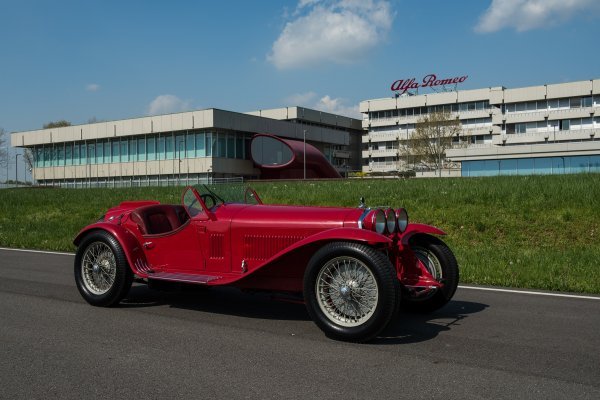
[384,208,397,234]
[372,209,386,235]
[396,208,409,233]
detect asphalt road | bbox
[1,248,599,400]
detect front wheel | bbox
[74,230,133,307]
[401,235,459,312]
[304,242,399,342]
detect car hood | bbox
[224,203,364,230]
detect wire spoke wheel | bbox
[316,256,379,327]
[402,235,459,312]
[304,242,397,342]
[413,246,444,281]
[81,242,117,295]
[75,231,133,307]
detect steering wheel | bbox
[200,194,218,209]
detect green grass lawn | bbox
[1,174,599,294]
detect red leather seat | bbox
[131,205,189,235]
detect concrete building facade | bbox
[360,79,600,176]
[11,107,362,187]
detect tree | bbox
[406,111,462,176]
[43,120,71,129]
[23,148,35,177]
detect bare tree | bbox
[23,148,35,178]
[0,127,7,173]
[407,111,462,176]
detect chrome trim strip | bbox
[357,208,371,229]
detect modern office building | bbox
[10,107,362,187]
[360,78,600,176]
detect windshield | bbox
[193,184,262,208]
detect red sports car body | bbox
[74,185,459,342]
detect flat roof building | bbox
[360,78,600,176]
[11,107,362,187]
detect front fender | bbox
[73,222,147,275]
[400,223,446,245]
[250,228,391,273]
[234,227,392,292]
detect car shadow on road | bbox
[373,300,489,345]
[121,284,311,321]
[121,285,488,341]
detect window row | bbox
[462,118,492,127]
[504,96,598,113]
[506,117,599,134]
[369,141,399,151]
[452,135,492,144]
[462,155,600,177]
[369,101,490,120]
[33,131,251,168]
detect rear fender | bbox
[400,223,446,246]
[73,223,148,275]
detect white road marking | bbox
[0,247,74,256]
[459,285,600,300]
[1,247,599,300]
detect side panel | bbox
[195,219,232,273]
[140,221,205,273]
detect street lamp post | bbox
[15,153,21,186]
[178,139,184,186]
[303,129,307,180]
[406,124,410,170]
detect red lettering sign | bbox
[391,74,468,94]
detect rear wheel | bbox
[74,230,133,307]
[304,242,398,342]
[401,235,459,312]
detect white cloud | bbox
[268,0,394,69]
[286,91,360,118]
[147,95,191,115]
[285,91,318,105]
[314,95,360,118]
[86,83,100,92]
[475,0,600,33]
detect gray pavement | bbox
[1,248,599,399]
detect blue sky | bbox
[1,0,599,180]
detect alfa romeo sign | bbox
[391,74,468,94]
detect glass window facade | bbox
[462,155,600,177]
[31,130,250,168]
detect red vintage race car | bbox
[74,184,459,342]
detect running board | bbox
[147,271,221,285]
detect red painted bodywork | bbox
[74,186,446,294]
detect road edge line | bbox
[0,247,74,256]
[459,285,600,300]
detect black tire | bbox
[74,230,133,307]
[401,235,459,313]
[304,241,399,342]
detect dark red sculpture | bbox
[251,134,341,179]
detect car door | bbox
[141,218,205,273]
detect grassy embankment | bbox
[1,174,599,293]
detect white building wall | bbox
[360,79,600,173]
